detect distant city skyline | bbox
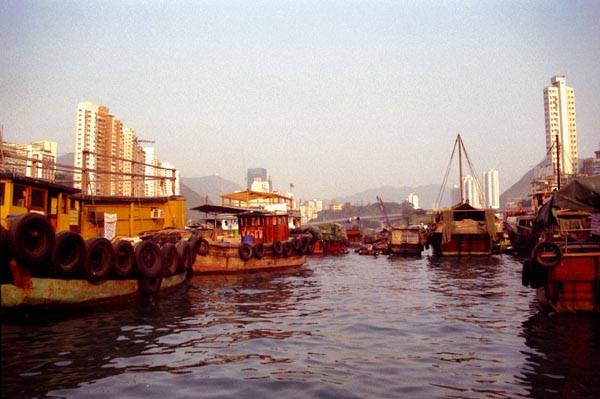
[2,2,599,200]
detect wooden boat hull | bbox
[389,227,423,256]
[429,232,492,256]
[192,242,306,274]
[389,244,422,256]
[533,249,600,313]
[1,263,187,308]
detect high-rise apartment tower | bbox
[543,76,578,182]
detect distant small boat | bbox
[388,225,424,256]
[343,221,363,247]
[191,204,308,273]
[522,175,600,313]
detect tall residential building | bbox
[73,101,177,197]
[483,169,500,209]
[463,175,482,208]
[247,168,267,190]
[544,76,578,183]
[0,140,57,180]
[407,193,420,209]
[73,101,119,195]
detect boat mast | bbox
[555,132,561,190]
[458,134,464,204]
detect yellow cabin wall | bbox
[79,196,186,239]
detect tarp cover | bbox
[293,223,347,241]
[535,175,600,228]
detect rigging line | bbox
[434,136,458,210]
[460,140,486,207]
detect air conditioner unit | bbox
[151,209,165,219]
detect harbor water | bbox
[2,253,599,399]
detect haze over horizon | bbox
[2,1,599,200]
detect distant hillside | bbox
[181,175,242,205]
[334,184,451,209]
[57,152,74,165]
[500,168,535,209]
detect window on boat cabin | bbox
[62,196,69,214]
[31,188,46,211]
[12,184,27,207]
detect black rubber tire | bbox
[84,237,115,282]
[282,241,292,258]
[134,240,162,279]
[296,237,308,255]
[53,231,86,275]
[197,238,210,256]
[532,241,562,268]
[272,240,283,256]
[239,243,253,261]
[253,242,265,259]
[138,275,163,296]
[113,240,135,278]
[176,239,191,273]
[1,225,13,284]
[9,213,55,268]
[1,225,10,266]
[161,242,179,277]
[305,237,315,254]
[291,238,300,252]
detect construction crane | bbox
[376,196,391,229]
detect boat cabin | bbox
[238,211,290,243]
[0,172,80,232]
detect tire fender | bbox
[84,237,115,282]
[53,231,86,275]
[113,239,134,278]
[9,213,55,268]
[272,240,283,256]
[161,242,179,277]
[134,240,163,278]
[532,241,562,268]
[239,243,253,261]
[197,238,210,256]
[253,242,265,259]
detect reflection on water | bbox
[2,254,599,399]
[520,313,600,399]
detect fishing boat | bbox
[290,222,350,256]
[388,225,424,256]
[521,175,600,313]
[427,135,502,256]
[190,204,308,273]
[344,220,363,247]
[1,172,192,309]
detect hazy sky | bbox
[1,1,599,201]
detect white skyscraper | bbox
[544,76,578,181]
[483,169,500,209]
[407,193,420,209]
[463,175,482,208]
